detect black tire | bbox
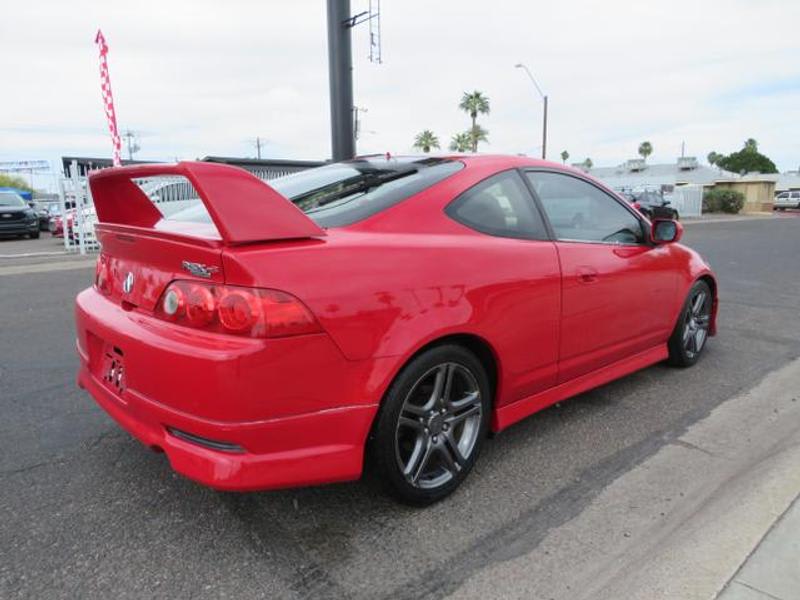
[29,231,40,239]
[667,280,712,367]
[672,210,680,221]
[369,344,491,506]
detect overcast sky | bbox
[2,0,799,184]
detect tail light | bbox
[95,254,112,295]
[155,280,322,338]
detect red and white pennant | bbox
[95,29,122,167]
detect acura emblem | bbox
[122,272,135,294]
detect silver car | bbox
[774,190,800,210]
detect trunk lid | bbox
[96,224,225,310]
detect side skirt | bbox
[491,344,669,432]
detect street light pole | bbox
[515,63,548,160]
[542,94,547,161]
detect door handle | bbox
[576,266,598,284]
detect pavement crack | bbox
[672,439,719,458]
[0,457,66,478]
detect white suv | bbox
[774,191,800,210]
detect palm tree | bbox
[583,157,593,170]
[638,141,653,161]
[468,125,489,152]
[560,150,570,164]
[459,91,490,152]
[449,132,473,152]
[413,130,440,153]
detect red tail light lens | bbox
[218,290,259,332]
[155,281,322,338]
[95,254,112,295]
[184,285,215,327]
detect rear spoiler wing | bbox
[88,161,325,244]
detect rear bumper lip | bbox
[77,355,377,491]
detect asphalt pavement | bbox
[1,217,799,599]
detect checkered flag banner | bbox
[95,29,122,167]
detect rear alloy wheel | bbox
[370,345,490,505]
[668,280,712,367]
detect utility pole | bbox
[122,130,140,161]
[327,0,355,161]
[255,136,263,160]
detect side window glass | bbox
[446,170,546,240]
[525,171,645,244]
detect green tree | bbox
[560,150,570,164]
[459,91,490,152]
[583,157,593,170]
[707,151,722,167]
[468,125,489,152]
[449,132,473,152]
[638,141,653,161]
[0,174,33,192]
[716,138,778,174]
[413,130,440,153]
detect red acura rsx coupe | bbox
[75,155,717,505]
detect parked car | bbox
[49,208,72,237]
[0,191,40,238]
[28,201,54,231]
[634,191,680,220]
[75,157,717,505]
[773,190,800,210]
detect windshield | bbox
[0,192,27,207]
[168,157,464,228]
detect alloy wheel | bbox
[682,289,710,358]
[394,363,482,489]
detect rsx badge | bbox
[181,261,219,279]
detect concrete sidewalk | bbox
[682,213,779,225]
[717,496,800,600]
[448,358,800,600]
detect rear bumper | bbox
[75,287,385,491]
[77,361,375,490]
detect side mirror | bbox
[652,219,683,244]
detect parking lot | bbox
[1,216,799,599]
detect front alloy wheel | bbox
[370,345,490,505]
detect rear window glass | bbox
[166,157,463,228]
